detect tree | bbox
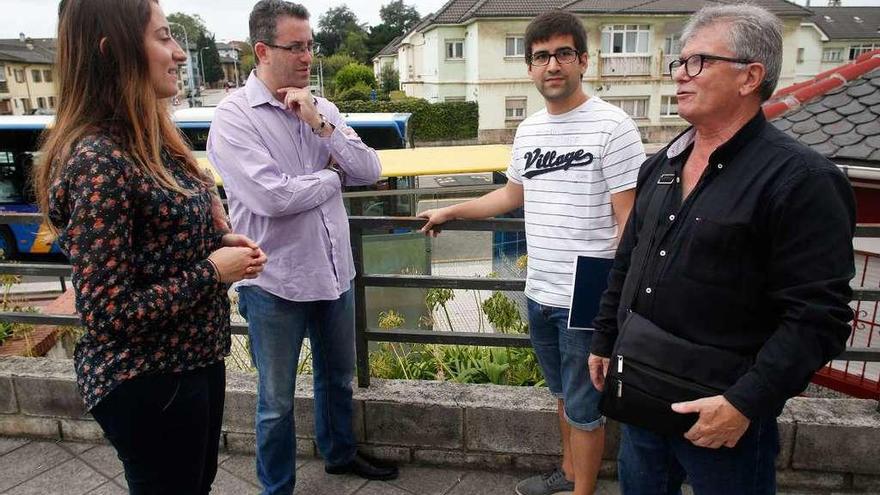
[335,64,376,93]
[379,0,421,34]
[366,1,420,61]
[197,32,223,85]
[167,12,209,48]
[238,42,256,77]
[316,6,367,56]
[338,31,369,63]
[379,65,399,94]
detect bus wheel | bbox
[0,227,17,261]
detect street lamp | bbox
[199,47,209,92]
[168,22,195,97]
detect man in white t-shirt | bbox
[418,10,645,495]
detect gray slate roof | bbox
[377,36,403,57]
[429,0,811,24]
[772,68,880,165]
[0,38,56,64]
[810,7,880,41]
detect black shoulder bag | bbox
[598,163,752,435]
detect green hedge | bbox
[335,99,479,142]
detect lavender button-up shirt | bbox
[207,72,381,301]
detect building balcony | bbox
[598,54,653,77]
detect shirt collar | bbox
[244,70,286,109]
[666,110,767,163]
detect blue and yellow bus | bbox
[0,111,513,259]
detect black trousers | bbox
[91,361,226,495]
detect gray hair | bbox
[249,0,309,46]
[680,4,783,101]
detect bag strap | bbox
[620,161,678,311]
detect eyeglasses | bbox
[668,53,752,78]
[528,48,580,67]
[260,41,314,55]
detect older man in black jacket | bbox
[588,4,855,494]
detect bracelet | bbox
[206,258,221,282]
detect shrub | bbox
[335,63,376,92]
[335,99,478,142]
[337,82,373,101]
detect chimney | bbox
[18,32,25,42]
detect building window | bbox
[48,96,56,108]
[797,48,805,64]
[43,70,53,83]
[13,69,24,83]
[601,25,650,54]
[446,40,464,60]
[444,96,466,102]
[505,36,525,57]
[849,43,878,60]
[606,97,649,119]
[20,98,32,113]
[822,48,844,63]
[31,70,42,83]
[663,36,681,56]
[505,97,527,121]
[0,65,6,93]
[660,96,678,117]
[37,97,46,109]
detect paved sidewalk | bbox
[0,437,610,495]
[2,436,873,494]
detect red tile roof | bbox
[763,50,880,120]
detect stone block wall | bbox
[1,356,879,491]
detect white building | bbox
[795,7,880,80]
[376,0,870,144]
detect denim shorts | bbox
[528,298,605,431]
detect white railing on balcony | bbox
[599,54,652,77]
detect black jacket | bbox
[592,111,856,419]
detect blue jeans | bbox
[527,298,604,431]
[618,417,779,494]
[238,286,357,495]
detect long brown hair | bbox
[35,0,208,234]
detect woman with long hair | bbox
[35,0,266,492]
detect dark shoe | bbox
[325,452,399,481]
[515,468,575,495]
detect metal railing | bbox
[1,213,879,396]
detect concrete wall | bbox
[2,356,879,490]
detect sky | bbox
[1,0,879,42]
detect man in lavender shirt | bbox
[206,1,396,493]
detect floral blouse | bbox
[48,131,230,410]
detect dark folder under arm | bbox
[567,255,614,330]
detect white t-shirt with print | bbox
[506,96,645,308]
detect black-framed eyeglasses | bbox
[528,48,580,67]
[668,53,752,78]
[259,40,314,55]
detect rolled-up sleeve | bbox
[322,103,382,186]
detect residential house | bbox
[382,0,814,143]
[795,7,880,80]
[217,41,244,86]
[0,35,57,115]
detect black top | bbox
[48,131,230,410]
[592,111,856,419]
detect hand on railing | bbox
[417,207,455,238]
